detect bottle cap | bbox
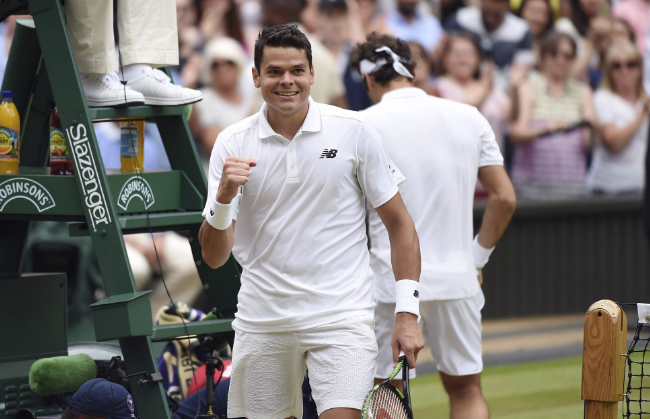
[2,91,13,99]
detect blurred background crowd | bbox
[169,0,650,202]
[1,0,647,202]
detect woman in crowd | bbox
[517,0,555,66]
[190,38,254,170]
[510,31,597,200]
[554,0,611,86]
[434,33,511,153]
[587,40,648,194]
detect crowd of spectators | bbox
[163,0,650,201]
[0,0,645,202]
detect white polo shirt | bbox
[204,97,404,332]
[364,87,503,302]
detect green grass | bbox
[410,356,584,419]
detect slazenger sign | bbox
[117,177,155,211]
[66,123,112,229]
[0,178,55,212]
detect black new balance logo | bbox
[320,149,338,159]
[209,209,214,217]
[413,290,419,298]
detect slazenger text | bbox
[66,123,112,228]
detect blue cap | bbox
[2,91,12,99]
[70,379,135,419]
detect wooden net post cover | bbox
[581,300,627,419]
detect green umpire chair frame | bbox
[0,2,240,419]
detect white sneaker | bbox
[82,72,145,108]
[126,67,203,106]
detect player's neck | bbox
[376,79,415,101]
[267,101,310,141]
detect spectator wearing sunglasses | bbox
[191,37,255,171]
[587,40,648,194]
[510,31,598,200]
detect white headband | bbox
[358,46,414,79]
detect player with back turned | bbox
[198,25,424,419]
[351,33,517,419]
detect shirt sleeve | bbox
[513,30,535,66]
[476,110,504,167]
[202,134,242,221]
[356,120,405,208]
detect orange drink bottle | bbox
[0,91,20,174]
[120,118,144,173]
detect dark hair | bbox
[254,24,313,72]
[349,32,416,86]
[516,0,554,37]
[567,0,591,37]
[195,0,244,44]
[319,0,348,13]
[439,31,483,78]
[540,30,577,59]
[61,408,105,419]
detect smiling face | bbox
[609,50,641,94]
[444,37,480,82]
[253,46,314,116]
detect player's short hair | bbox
[350,32,416,87]
[254,24,313,72]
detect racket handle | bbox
[401,356,414,419]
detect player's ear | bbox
[310,65,315,86]
[252,67,261,88]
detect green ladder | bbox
[0,2,240,419]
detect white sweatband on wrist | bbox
[473,235,495,268]
[394,280,420,317]
[206,199,232,230]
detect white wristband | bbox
[394,280,420,317]
[206,199,232,230]
[472,235,494,268]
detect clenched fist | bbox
[216,157,257,204]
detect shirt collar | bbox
[257,96,322,139]
[379,87,428,103]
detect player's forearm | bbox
[199,221,234,269]
[388,221,421,282]
[478,189,516,248]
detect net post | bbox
[581,299,627,419]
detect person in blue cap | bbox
[62,378,136,419]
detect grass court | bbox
[411,356,584,418]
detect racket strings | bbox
[369,386,408,419]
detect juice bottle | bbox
[120,118,144,173]
[50,107,73,175]
[0,91,20,174]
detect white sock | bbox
[120,64,149,82]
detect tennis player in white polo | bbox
[351,33,517,419]
[199,25,424,419]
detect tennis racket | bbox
[362,355,413,419]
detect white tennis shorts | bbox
[375,289,485,378]
[227,314,378,419]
